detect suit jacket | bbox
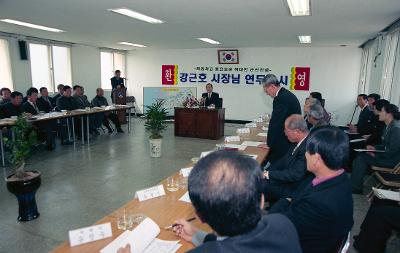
[56,96,78,111]
[188,214,302,253]
[37,96,54,113]
[0,102,24,118]
[374,120,400,166]
[270,173,354,253]
[111,77,125,90]
[52,93,62,107]
[267,88,301,162]
[73,95,91,109]
[91,96,109,107]
[267,137,309,194]
[22,102,40,115]
[201,92,219,107]
[357,106,374,135]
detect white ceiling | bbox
[0,0,399,50]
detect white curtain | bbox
[387,30,400,105]
[0,38,14,90]
[380,30,400,100]
[358,42,373,94]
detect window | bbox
[29,43,72,92]
[0,38,14,90]
[100,51,126,89]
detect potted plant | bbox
[144,99,168,157]
[4,115,40,222]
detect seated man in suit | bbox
[306,103,329,131]
[0,91,24,118]
[348,94,375,135]
[56,85,76,145]
[37,87,54,113]
[168,150,301,253]
[353,197,400,253]
[201,83,219,107]
[262,114,310,202]
[269,126,354,253]
[366,98,387,145]
[351,103,400,194]
[367,93,380,110]
[91,88,123,133]
[73,85,99,136]
[309,91,324,107]
[52,84,64,108]
[22,87,57,150]
[0,87,11,105]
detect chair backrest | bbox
[336,232,351,253]
[216,98,223,108]
[392,162,400,174]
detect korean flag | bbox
[218,49,239,64]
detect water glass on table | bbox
[166,176,180,192]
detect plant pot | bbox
[149,138,162,157]
[6,171,41,222]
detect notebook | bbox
[100,218,181,253]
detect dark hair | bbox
[26,87,38,96]
[115,70,121,73]
[368,93,381,104]
[73,85,81,91]
[310,92,323,104]
[306,126,349,170]
[188,150,263,236]
[0,87,11,94]
[206,83,213,88]
[358,94,368,100]
[39,87,47,93]
[63,85,71,92]
[57,84,64,90]
[379,103,400,120]
[10,91,23,98]
[375,99,390,111]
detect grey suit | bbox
[351,120,400,192]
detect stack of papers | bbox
[100,218,181,253]
[225,136,241,142]
[257,133,267,137]
[241,141,264,147]
[373,188,400,201]
[220,144,246,151]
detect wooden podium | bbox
[174,107,225,140]
[113,87,127,124]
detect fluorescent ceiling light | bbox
[287,0,311,16]
[197,38,221,45]
[0,19,64,32]
[118,42,147,48]
[298,35,312,44]
[108,8,164,24]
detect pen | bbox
[164,217,196,230]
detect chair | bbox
[371,161,400,173]
[336,232,351,253]
[367,164,400,199]
[126,96,137,117]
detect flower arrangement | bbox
[182,95,201,108]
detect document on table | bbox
[350,138,366,143]
[100,218,181,253]
[200,151,214,158]
[223,144,246,151]
[344,130,359,135]
[179,191,191,203]
[373,188,400,201]
[241,141,264,147]
[256,133,267,137]
[354,149,385,153]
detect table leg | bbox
[128,108,131,133]
[81,116,85,145]
[0,129,4,167]
[86,115,90,145]
[72,117,75,144]
[67,118,71,141]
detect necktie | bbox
[208,93,211,99]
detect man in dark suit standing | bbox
[37,87,54,113]
[270,126,354,253]
[201,83,219,107]
[111,70,125,103]
[263,114,310,201]
[170,151,302,253]
[262,74,301,163]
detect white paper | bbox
[373,188,400,201]
[69,222,112,247]
[262,126,268,131]
[236,128,250,134]
[241,141,264,147]
[100,218,160,253]
[179,192,191,203]
[180,167,193,177]
[225,136,241,142]
[142,239,180,253]
[136,185,166,202]
[245,122,257,128]
[354,149,385,153]
[200,151,213,158]
[245,154,258,160]
[257,133,268,137]
[344,130,359,135]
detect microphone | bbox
[349,104,358,124]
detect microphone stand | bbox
[349,105,358,124]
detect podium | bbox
[113,87,127,124]
[174,107,225,140]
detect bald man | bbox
[91,88,123,133]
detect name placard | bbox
[180,167,193,177]
[69,223,112,247]
[136,185,166,202]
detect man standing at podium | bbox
[201,83,219,107]
[110,70,125,102]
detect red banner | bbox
[161,65,178,85]
[290,67,310,91]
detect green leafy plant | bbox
[3,116,37,179]
[144,99,168,139]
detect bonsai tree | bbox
[3,116,37,179]
[144,99,168,139]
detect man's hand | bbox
[348,124,358,133]
[172,218,199,242]
[117,244,131,253]
[263,171,269,180]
